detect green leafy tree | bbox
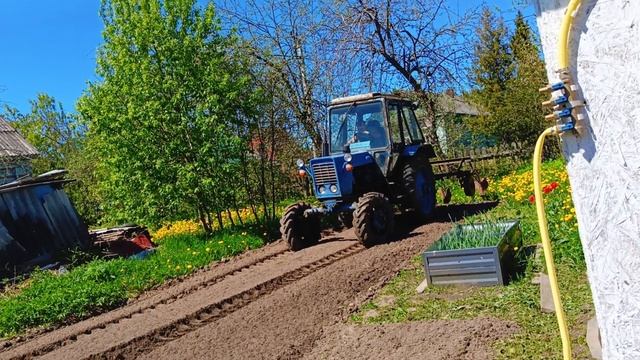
[3,94,103,225]
[78,0,258,232]
[3,94,83,173]
[467,7,515,145]
[468,9,548,146]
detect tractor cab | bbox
[281,93,438,251]
[327,93,427,173]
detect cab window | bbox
[329,101,389,153]
[401,106,424,144]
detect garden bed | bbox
[423,220,522,286]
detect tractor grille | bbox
[312,162,337,185]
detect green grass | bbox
[0,231,263,339]
[352,159,594,359]
[351,257,593,359]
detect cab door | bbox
[386,102,404,176]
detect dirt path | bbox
[1,203,516,360]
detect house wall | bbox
[534,1,640,358]
[0,159,33,185]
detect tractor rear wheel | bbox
[402,158,436,220]
[280,202,321,251]
[353,192,395,246]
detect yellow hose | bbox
[534,1,584,358]
[533,126,572,359]
[558,0,582,69]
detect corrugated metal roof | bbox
[0,117,39,159]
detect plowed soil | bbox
[304,318,518,360]
[1,203,517,360]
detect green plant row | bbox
[429,221,508,251]
[0,232,263,339]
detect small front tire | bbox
[353,192,395,246]
[280,202,321,251]
[338,212,353,229]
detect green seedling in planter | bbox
[429,221,510,251]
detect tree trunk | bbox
[216,211,224,230]
[226,208,236,227]
[416,93,443,157]
[197,205,212,234]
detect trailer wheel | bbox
[460,173,476,197]
[353,192,395,246]
[338,212,353,229]
[402,159,436,220]
[280,202,321,251]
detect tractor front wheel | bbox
[280,202,321,251]
[353,192,395,247]
[338,212,353,229]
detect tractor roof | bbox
[329,92,412,106]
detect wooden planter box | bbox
[422,220,522,286]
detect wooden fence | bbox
[432,143,533,176]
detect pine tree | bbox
[467,9,549,146]
[467,7,514,144]
[506,11,549,144]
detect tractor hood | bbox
[307,152,374,199]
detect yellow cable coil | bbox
[533,126,572,359]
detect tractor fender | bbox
[401,144,436,159]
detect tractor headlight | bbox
[343,153,352,162]
[318,185,326,194]
[296,159,304,168]
[330,184,338,193]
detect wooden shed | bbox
[0,116,39,185]
[0,171,89,278]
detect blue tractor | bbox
[280,93,439,250]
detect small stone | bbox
[416,279,429,294]
[363,309,379,320]
[376,295,396,307]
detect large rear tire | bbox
[402,158,436,220]
[353,192,395,246]
[280,202,321,251]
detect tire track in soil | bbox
[2,239,361,360]
[0,241,289,359]
[92,243,365,360]
[5,204,496,360]
[138,221,454,360]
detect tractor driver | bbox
[347,119,370,145]
[367,119,388,148]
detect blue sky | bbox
[0,0,536,114]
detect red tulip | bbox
[529,194,536,204]
[543,185,552,194]
[550,181,559,190]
